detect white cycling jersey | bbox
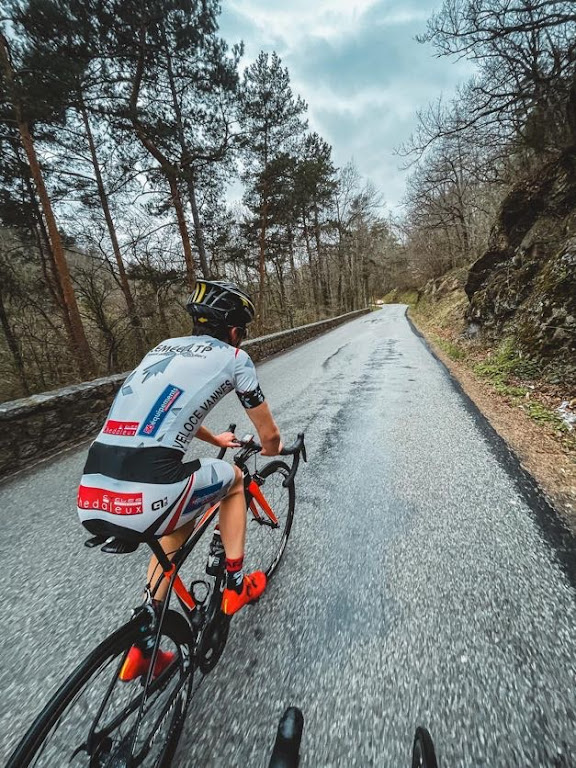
[77,335,264,538]
[97,334,264,453]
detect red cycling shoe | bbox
[119,645,175,682]
[221,571,267,616]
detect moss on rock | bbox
[465,148,576,384]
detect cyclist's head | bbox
[186,279,255,346]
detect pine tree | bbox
[239,51,307,326]
[294,133,337,314]
[100,0,241,288]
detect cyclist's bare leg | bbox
[145,465,245,601]
[145,517,196,602]
[218,464,246,560]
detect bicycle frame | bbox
[146,455,280,615]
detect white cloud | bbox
[220,0,474,211]
[227,0,382,45]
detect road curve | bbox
[1,305,576,766]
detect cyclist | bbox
[76,280,282,679]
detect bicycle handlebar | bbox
[217,424,306,487]
[279,433,306,487]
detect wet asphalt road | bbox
[2,305,576,767]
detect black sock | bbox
[225,556,244,593]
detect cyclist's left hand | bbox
[214,431,241,449]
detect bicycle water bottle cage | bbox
[189,580,210,606]
[101,537,140,554]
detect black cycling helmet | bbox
[186,279,256,329]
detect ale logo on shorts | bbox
[78,485,143,515]
[139,384,184,437]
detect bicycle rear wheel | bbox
[7,609,194,768]
[411,726,438,768]
[244,460,295,579]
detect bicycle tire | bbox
[411,726,438,768]
[7,609,194,768]
[245,459,295,580]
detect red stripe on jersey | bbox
[163,474,196,534]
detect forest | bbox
[2,0,575,403]
[0,0,396,401]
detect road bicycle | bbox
[267,708,439,768]
[7,427,306,768]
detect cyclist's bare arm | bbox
[246,402,282,456]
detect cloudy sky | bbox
[219,0,473,214]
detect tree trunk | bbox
[313,205,329,312]
[186,173,211,278]
[0,33,96,379]
[161,28,211,281]
[19,145,78,353]
[287,226,297,327]
[257,191,268,328]
[78,95,147,355]
[0,289,29,395]
[169,176,196,290]
[130,26,195,289]
[302,209,320,316]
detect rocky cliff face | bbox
[465,149,576,383]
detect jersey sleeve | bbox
[233,349,265,409]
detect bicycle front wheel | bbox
[7,609,194,768]
[244,460,295,580]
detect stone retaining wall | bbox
[0,309,368,479]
